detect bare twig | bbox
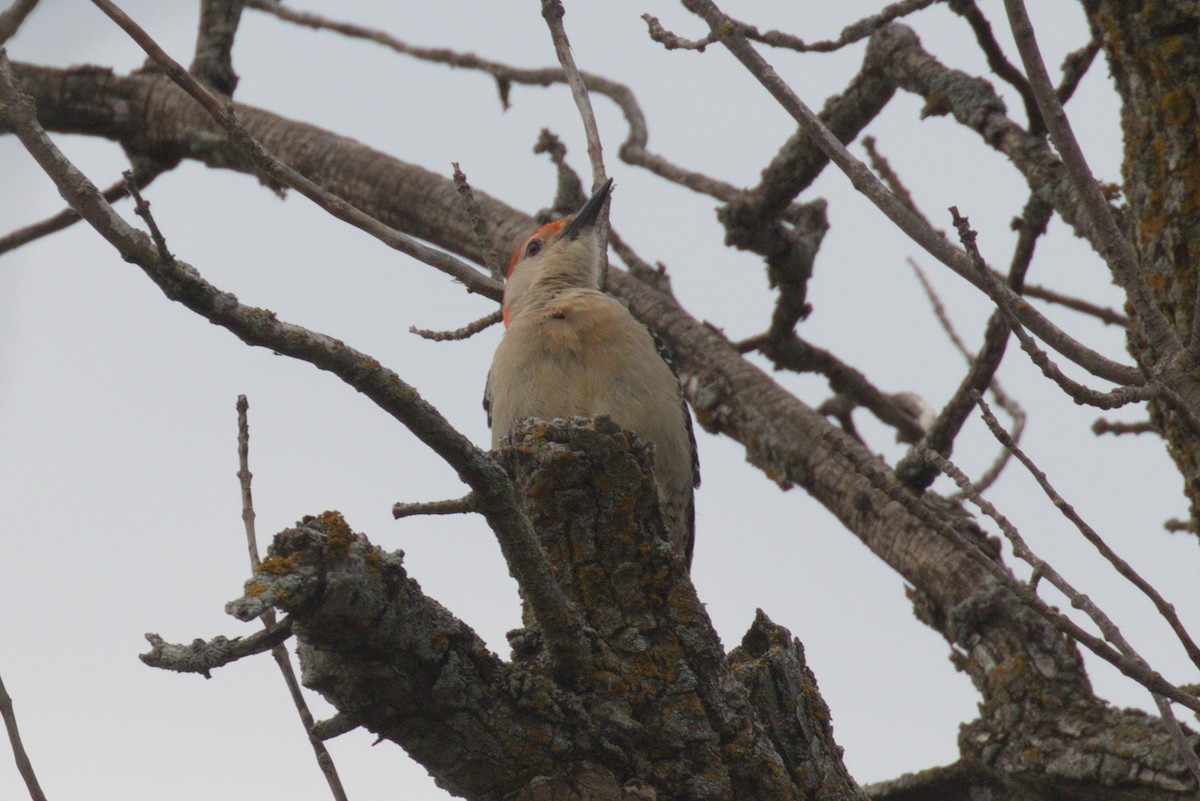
[1091,418,1156,437]
[393,493,476,519]
[1152,695,1200,788]
[88,0,502,300]
[311,713,360,742]
[898,195,1049,491]
[0,50,592,684]
[1056,35,1100,105]
[410,310,502,342]
[644,0,939,53]
[908,260,972,357]
[963,396,1025,496]
[0,0,38,45]
[950,206,1151,409]
[905,443,1199,711]
[0,671,48,801]
[235,394,259,568]
[141,619,294,676]
[760,201,827,340]
[949,0,1044,134]
[748,331,928,443]
[677,0,1144,388]
[921,438,1200,784]
[190,0,245,94]
[1015,280,1129,327]
[906,259,1028,495]
[245,0,740,203]
[975,392,1200,671]
[534,129,588,220]
[863,136,940,236]
[1003,0,1178,367]
[900,260,1023,493]
[452,163,502,281]
[235,396,350,801]
[0,163,169,256]
[815,419,1200,713]
[540,0,605,186]
[123,170,172,261]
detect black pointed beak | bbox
[561,178,613,240]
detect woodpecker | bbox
[484,179,700,568]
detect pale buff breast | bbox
[486,290,692,489]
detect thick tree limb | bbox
[190,0,245,94]
[1081,0,1200,531]
[214,423,867,801]
[225,512,570,801]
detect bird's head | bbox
[502,178,613,327]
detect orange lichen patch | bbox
[1160,86,1194,128]
[1182,161,1200,214]
[1139,213,1167,240]
[363,548,383,578]
[244,582,268,596]
[258,553,299,575]
[986,654,1028,692]
[320,510,354,561]
[1146,273,1171,294]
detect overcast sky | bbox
[3,2,1198,800]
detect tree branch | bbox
[140,617,294,677]
[974,394,1200,672]
[671,3,1144,387]
[917,440,1200,714]
[540,0,605,185]
[0,671,48,801]
[949,0,1044,134]
[949,206,1151,409]
[234,396,349,801]
[392,493,476,519]
[246,0,738,204]
[409,310,501,342]
[0,160,170,255]
[644,0,940,54]
[189,0,245,94]
[0,0,38,46]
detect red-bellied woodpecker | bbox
[484,179,700,568]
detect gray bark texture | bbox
[226,420,865,801]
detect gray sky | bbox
[3,2,1197,799]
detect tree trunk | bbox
[1083,0,1200,532]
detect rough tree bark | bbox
[1083,0,1200,531]
[222,421,865,801]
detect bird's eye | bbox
[525,239,543,258]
